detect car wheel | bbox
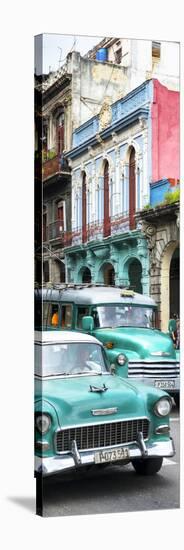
[132,457,163,475]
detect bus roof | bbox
[35,285,156,307]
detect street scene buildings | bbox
[34,34,180,518]
[35,36,180,333]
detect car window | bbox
[35,342,108,376]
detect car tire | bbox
[132,457,163,475]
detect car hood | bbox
[35,374,150,427]
[93,327,176,361]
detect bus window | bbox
[43,302,50,327]
[48,303,59,327]
[61,305,73,328]
[77,307,89,328]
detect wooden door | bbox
[104,161,110,237]
[129,148,136,229]
[82,173,87,243]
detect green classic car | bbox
[35,330,175,478]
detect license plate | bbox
[154,380,175,389]
[95,447,130,464]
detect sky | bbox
[35,33,103,74]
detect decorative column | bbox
[137,236,149,295]
[91,161,96,223]
[140,221,160,303]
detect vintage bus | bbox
[35,284,180,396]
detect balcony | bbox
[64,211,130,248]
[42,152,70,181]
[150,178,179,207]
[45,221,72,247]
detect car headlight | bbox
[154,397,172,417]
[35,413,51,434]
[117,354,127,366]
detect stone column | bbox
[114,147,120,215]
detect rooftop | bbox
[35,330,101,345]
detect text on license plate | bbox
[95,447,130,464]
[154,380,175,389]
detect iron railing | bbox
[45,211,130,247]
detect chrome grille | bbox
[128,362,180,379]
[56,418,149,453]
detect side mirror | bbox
[82,316,94,332]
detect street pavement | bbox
[41,407,180,517]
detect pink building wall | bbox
[151,80,179,182]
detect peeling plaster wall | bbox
[68,52,129,131]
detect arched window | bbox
[103,262,115,286]
[170,247,179,318]
[82,172,87,243]
[104,160,110,237]
[129,259,142,293]
[82,267,91,283]
[129,147,136,229]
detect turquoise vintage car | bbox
[35,330,175,477]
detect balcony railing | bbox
[48,220,65,242]
[45,221,72,247]
[43,153,70,180]
[63,211,130,248]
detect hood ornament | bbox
[89,383,108,393]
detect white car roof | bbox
[35,330,102,346]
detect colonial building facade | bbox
[64,78,179,330]
[35,49,138,283]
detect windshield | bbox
[92,305,155,329]
[35,342,108,377]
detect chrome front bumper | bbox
[35,437,175,477]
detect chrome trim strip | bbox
[91,408,118,416]
[35,438,175,476]
[128,360,179,364]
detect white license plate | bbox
[95,447,130,464]
[154,380,175,389]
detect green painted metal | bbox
[35,370,172,459]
